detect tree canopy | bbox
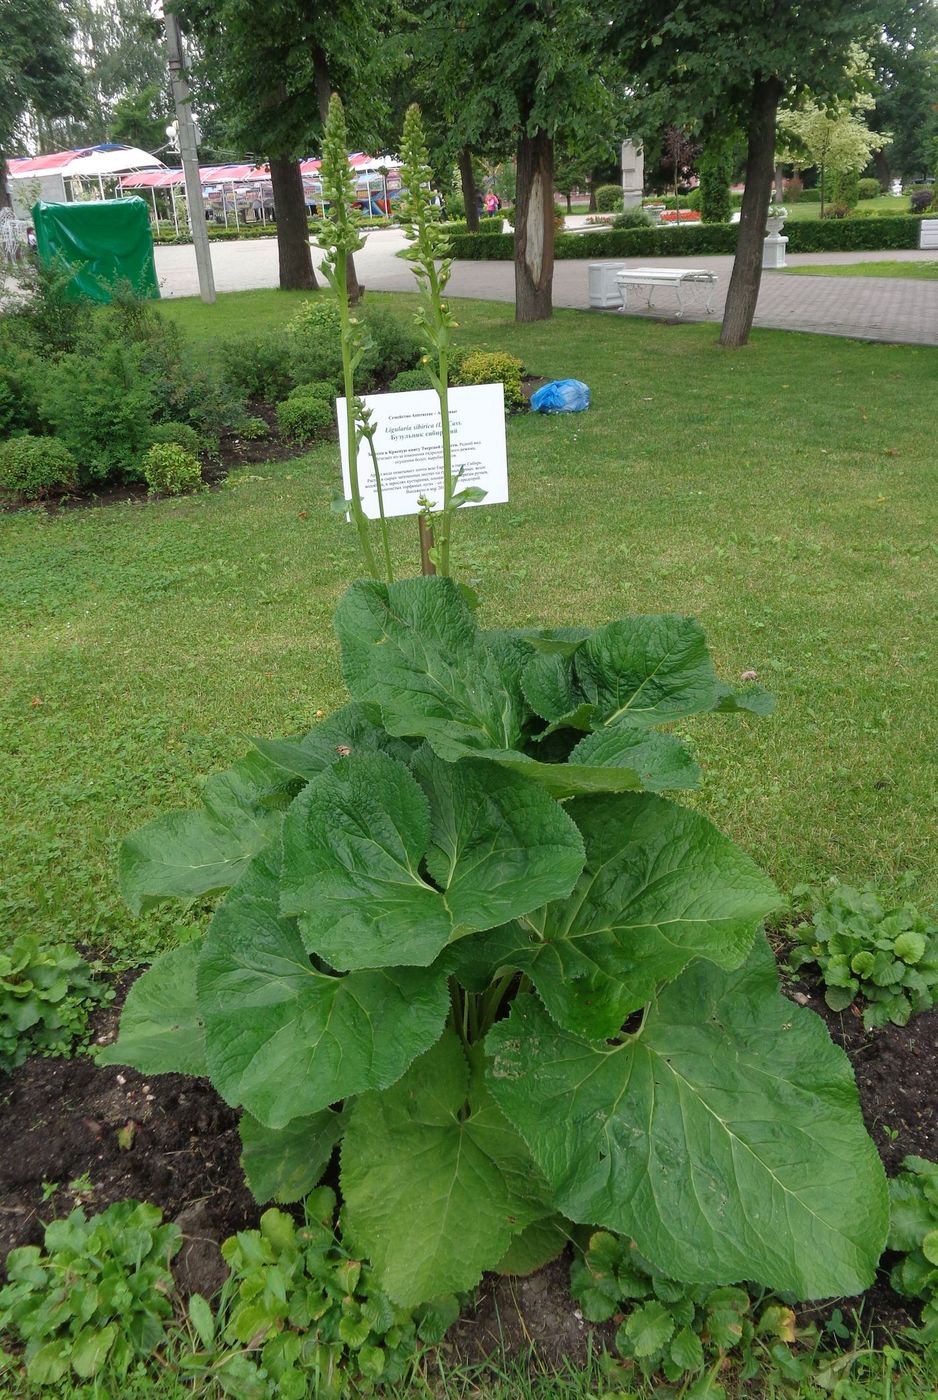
[0,0,85,206]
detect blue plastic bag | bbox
[530,378,591,414]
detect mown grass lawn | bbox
[787,259,938,279]
[2,289,936,964]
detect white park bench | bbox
[616,266,718,317]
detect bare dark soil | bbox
[0,958,934,1358]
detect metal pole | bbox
[151,186,159,229]
[164,11,215,302]
[221,185,228,228]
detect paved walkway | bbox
[153,229,938,347]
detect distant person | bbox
[484,191,499,215]
[26,226,37,251]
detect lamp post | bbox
[164,13,215,303]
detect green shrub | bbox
[571,1230,797,1388]
[141,443,203,497]
[145,421,202,455]
[389,368,432,392]
[40,340,156,486]
[800,186,821,202]
[0,1201,180,1387]
[276,394,334,443]
[454,349,526,410]
[0,338,46,436]
[236,415,270,440]
[0,435,76,501]
[611,206,654,230]
[698,144,733,223]
[360,306,423,387]
[287,379,336,404]
[787,879,938,1030]
[858,177,882,200]
[0,934,109,1069]
[887,1156,938,1343]
[831,168,860,209]
[910,188,933,213]
[219,332,295,402]
[288,297,341,338]
[595,183,624,212]
[289,305,421,392]
[821,201,852,219]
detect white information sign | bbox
[336,383,508,520]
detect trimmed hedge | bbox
[449,216,920,262]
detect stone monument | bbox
[621,140,644,208]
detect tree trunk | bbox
[0,155,11,211]
[718,75,781,349]
[269,156,317,291]
[587,173,597,212]
[514,127,554,323]
[874,148,891,190]
[774,163,784,202]
[566,191,571,214]
[459,147,480,232]
[311,46,360,303]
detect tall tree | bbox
[417,0,623,321]
[0,0,86,208]
[610,0,880,347]
[59,0,168,147]
[871,0,938,182]
[174,0,386,291]
[779,97,886,214]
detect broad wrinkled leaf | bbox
[98,942,206,1076]
[575,616,718,728]
[334,577,529,760]
[461,794,780,1041]
[569,727,701,792]
[711,682,776,717]
[280,750,584,970]
[523,650,592,727]
[486,937,888,1298]
[252,702,414,781]
[461,748,643,798]
[341,1031,551,1305]
[199,845,449,1125]
[120,751,291,915]
[496,1216,569,1275]
[240,1108,346,1203]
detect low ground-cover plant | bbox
[146,422,203,456]
[0,934,110,1071]
[102,100,888,1321]
[571,1230,799,1391]
[276,394,335,445]
[0,1201,180,1386]
[142,443,203,497]
[888,1157,938,1343]
[0,436,76,501]
[788,879,938,1029]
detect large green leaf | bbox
[341,1032,551,1305]
[569,727,701,792]
[119,751,291,915]
[457,794,780,1041]
[199,845,449,1126]
[98,942,206,1076]
[575,616,718,728]
[239,1108,346,1204]
[486,937,889,1299]
[280,750,584,970]
[711,682,776,718]
[252,702,415,782]
[334,577,529,760]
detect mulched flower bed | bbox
[1,955,934,1358]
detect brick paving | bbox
[153,231,938,346]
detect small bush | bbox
[220,332,295,402]
[276,394,334,443]
[887,1156,938,1341]
[800,186,821,202]
[287,379,336,404]
[785,175,804,201]
[454,350,525,410]
[611,207,654,230]
[0,934,109,1069]
[362,307,423,387]
[698,143,733,223]
[40,340,156,485]
[0,435,76,501]
[831,167,860,209]
[389,368,432,392]
[0,1201,180,1387]
[237,415,270,440]
[858,177,881,200]
[595,183,624,213]
[910,189,933,213]
[821,202,851,219]
[141,443,203,497]
[146,421,202,455]
[288,297,341,337]
[0,338,46,436]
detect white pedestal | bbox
[920,219,938,249]
[762,233,788,269]
[588,262,628,308]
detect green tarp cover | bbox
[32,198,160,303]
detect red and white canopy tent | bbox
[6,144,166,216]
[119,153,403,232]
